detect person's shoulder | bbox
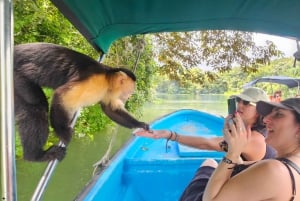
[251,125,267,135]
[256,159,282,166]
[249,130,266,143]
[236,159,287,187]
[250,129,264,137]
[253,159,288,176]
[236,159,292,200]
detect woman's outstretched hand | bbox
[133,129,171,139]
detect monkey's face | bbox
[119,78,136,102]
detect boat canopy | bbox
[51,0,300,53]
[244,76,300,88]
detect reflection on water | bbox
[142,94,228,123]
[14,94,228,201]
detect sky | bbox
[253,33,297,57]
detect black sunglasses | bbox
[236,97,256,106]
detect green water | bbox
[10,94,228,201]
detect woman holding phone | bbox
[134,87,276,161]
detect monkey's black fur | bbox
[14,43,149,162]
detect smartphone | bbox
[227,97,237,115]
[220,97,237,151]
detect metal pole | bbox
[0,0,17,200]
[31,111,80,201]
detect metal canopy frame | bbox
[0,0,17,200]
[244,76,300,89]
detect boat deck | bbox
[77,109,225,201]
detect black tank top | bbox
[277,158,300,201]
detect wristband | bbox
[219,140,228,152]
[222,156,239,169]
[174,132,179,141]
[165,131,173,152]
[167,131,173,140]
[172,131,179,141]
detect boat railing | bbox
[30,111,80,201]
[1,0,17,200]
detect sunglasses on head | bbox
[236,97,256,106]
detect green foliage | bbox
[103,35,158,117]
[219,58,300,96]
[153,57,299,96]
[74,105,113,140]
[14,131,23,159]
[155,31,283,84]
[14,0,98,57]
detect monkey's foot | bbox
[43,145,66,161]
[59,135,72,146]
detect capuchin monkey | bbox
[14,43,149,162]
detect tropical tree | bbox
[155,31,283,84]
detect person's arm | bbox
[203,159,290,201]
[133,129,224,151]
[177,135,224,151]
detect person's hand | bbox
[133,129,171,139]
[223,113,251,158]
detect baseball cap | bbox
[235,87,269,103]
[257,98,300,116]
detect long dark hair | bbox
[251,115,267,136]
[292,110,300,124]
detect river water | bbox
[14,94,228,201]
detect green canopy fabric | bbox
[52,0,300,53]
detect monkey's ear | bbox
[120,77,126,85]
[115,72,127,85]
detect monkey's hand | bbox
[129,121,149,130]
[140,122,150,130]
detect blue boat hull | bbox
[76,109,225,201]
